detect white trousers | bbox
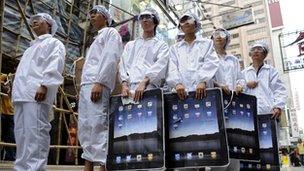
[78,84,110,164]
[13,102,51,171]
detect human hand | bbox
[91,83,103,102]
[272,107,282,119]
[176,83,186,100]
[235,84,243,95]
[35,85,48,102]
[196,82,207,100]
[247,81,258,89]
[121,82,130,97]
[134,78,149,102]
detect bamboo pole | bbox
[0,0,6,143]
[81,0,92,57]
[0,142,82,149]
[55,1,63,165]
[28,0,36,14]
[15,0,30,56]
[0,0,5,68]
[65,0,75,46]
[15,0,35,39]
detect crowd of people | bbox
[0,4,290,171]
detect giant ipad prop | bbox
[164,88,229,169]
[223,92,260,161]
[240,114,280,171]
[107,89,165,170]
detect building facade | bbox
[199,0,275,68]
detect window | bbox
[205,7,212,12]
[245,0,263,7]
[219,9,235,15]
[264,59,272,65]
[227,43,240,50]
[231,33,239,39]
[202,31,213,38]
[246,27,267,35]
[257,17,266,23]
[219,0,235,9]
[235,54,241,59]
[254,9,264,15]
[248,38,267,46]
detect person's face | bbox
[30,16,51,36]
[179,16,196,34]
[249,46,267,62]
[90,10,107,29]
[212,31,227,49]
[139,14,155,32]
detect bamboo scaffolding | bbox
[0,0,5,144]
[56,0,75,163]
[15,0,31,55]
[0,142,82,149]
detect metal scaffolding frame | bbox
[0,0,173,166]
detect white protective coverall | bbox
[166,37,219,91]
[119,37,169,90]
[12,34,65,171]
[78,27,123,164]
[214,54,245,90]
[242,64,287,114]
[214,56,244,171]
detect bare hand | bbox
[134,78,149,102]
[176,83,186,100]
[196,82,206,100]
[121,82,130,97]
[91,83,103,102]
[235,84,243,95]
[35,85,48,102]
[272,107,282,119]
[1,84,10,94]
[221,85,231,95]
[247,81,258,89]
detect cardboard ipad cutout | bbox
[107,89,165,170]
[223,92,260,161]
[165,88,229,169]
[240,114,280,171]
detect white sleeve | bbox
[197,41,219,84]
[96,29,123,89]
[145,42,169,86]
[119,41,134,83]
[269,68,287,109]
[41,40,66,88]
[166,46,183,88]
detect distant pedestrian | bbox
[297,138,304,165]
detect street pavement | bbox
[0,162,303,171]
[282,166,304,171]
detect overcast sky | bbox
[280,0,304,130]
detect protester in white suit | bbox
[211,27,246,171]
[78,5,123,171]
[119,8,169,102]
[211,28,245,95]
[242,41,287,118]
[166,13,219,100]
[12,13,65,171]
